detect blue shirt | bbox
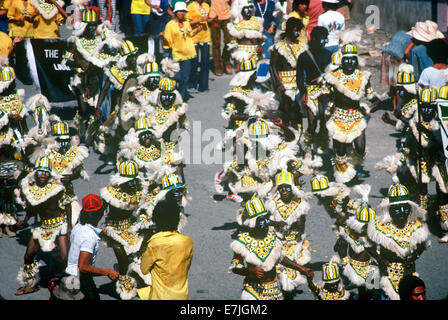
[253,0,276,31]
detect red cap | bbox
[82,194,103,212]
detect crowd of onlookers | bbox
[0,0,353,97]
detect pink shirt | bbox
[306,0,324,39]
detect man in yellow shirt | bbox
[138,192,193,300]
[163,1,201,100]
[31,0,68,39]
[186,0,211,92]
[283,0,309,45]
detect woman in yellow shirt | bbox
[163,1,202,100]
[186,0,211,92]
[31,0,68,39]
[6,0,38,38]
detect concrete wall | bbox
[349,0,447,34]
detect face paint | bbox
[278,184,292,202]
[320,38,329,46]
[85,24,98,38]
[172,187,184,206]
[160,92,176,109]
[420,103,436,122]
[56,138,70,152]
[341,57,357,74]
[126,54,137,69]
[139,131,153,147]
[389,203,410,228]
[397,86,407,99]
[241,6,254,19]
[35,170,51,186]
[146,76,160,91]
[256,215,271,231]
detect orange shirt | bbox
[209,0,231,21]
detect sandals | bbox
[15,286,39,296]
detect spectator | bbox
[406,20,444,79]
[148,0,171,61]
[130,0,151,36]
[31,0,68,39]
[398,275,426,301]
[187,0,211,92]
[418,39,448,91]
[317,0,344,53]
[209,0,232,76]
[305,0,323,39]
[138,193,193,300]
[253,0,277,59]
[0,31,21,58]
[61,194,119,300]
[0,0,8,34]
[287,0,309,45]
[117,0,133,35]
[162,1,202,100]
[98,0,117,30]
[5,0,38,38]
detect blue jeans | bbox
[263,32,274,59]
[174,59,193,100]
[190,43,210,91]
[131,14,150,36]
[117,0,133,36]
[149,13,172,61]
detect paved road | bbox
[1,25,448,301]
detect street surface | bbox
[1,20,448,301]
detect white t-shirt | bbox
[317,10,345,47]
[418,67,448,91]
[65,223,101,277]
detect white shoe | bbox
[226,193,243,203]
[439,233,448,243]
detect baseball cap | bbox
[82,194,103,212]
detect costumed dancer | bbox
[296,26,332,152]
[0,108,25,238]
[30,0,68,38]
[0,57,29,154]
[100,159,147,299]
[230,194,313,300]
[46,121,89,234]
[15,156,69,295]
[117,117,184,182]
[119,54,161,132]
[436,85,448,243]
[366,183,430,300]
[323,31,381,183]
[306,258,350,300]
[334,184,379,300]
[265,170,313,299]
[310,173,355,231]
[146,75,189,142]
[65,7,104,138]
[270,17,306,134]
[93,39,139,159]
[227,0,265,68]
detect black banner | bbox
[30,39,76,103]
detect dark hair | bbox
[79,209,104,226]
[427,39,448,63]
[310,26,329,41]
[152,191,181,231]
[285,17,304,34]
[398,275,425,300]
[292,0,310,11]
[322,2,339,11]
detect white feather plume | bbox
[160,57,180,78]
